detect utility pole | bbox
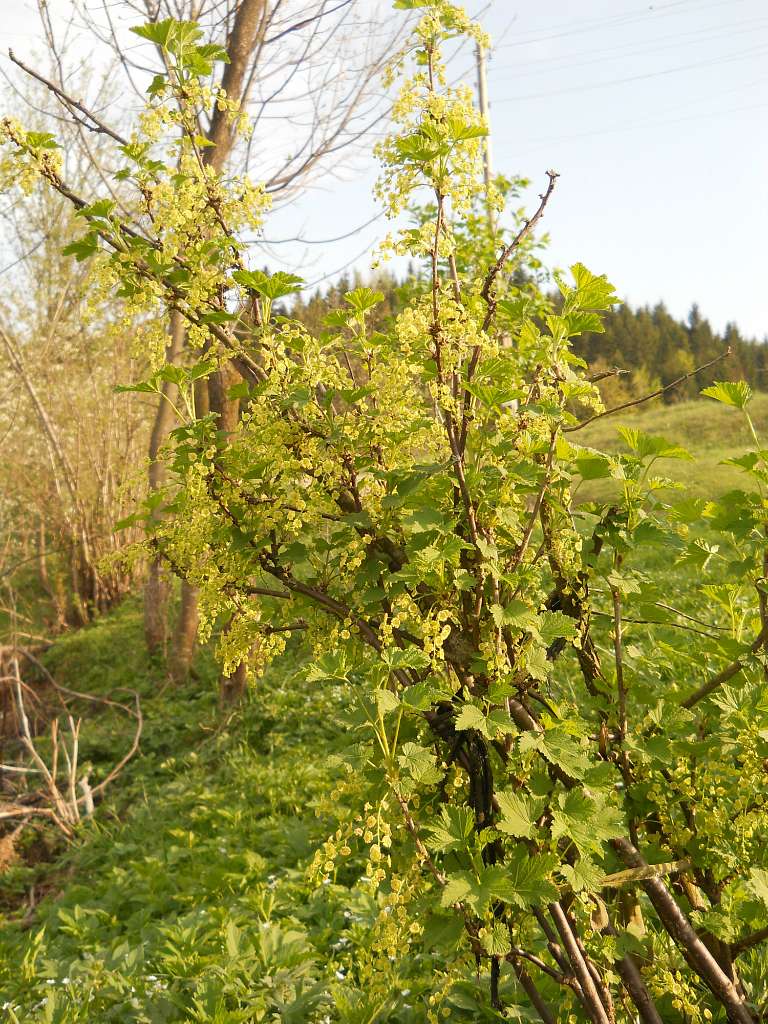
[475,40,496,235]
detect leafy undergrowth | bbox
[0,602,487,1024]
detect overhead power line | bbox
[497,0,749,49]
[496,42,768,103]
[494,16,768,79]
[516,97,768,153]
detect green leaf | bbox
[79,198,116,220]
[551,791,624,858]
[233,269,304,299]
[746,867,768,908]
[24,131,60,150]
[618,427,692,461]
[539,611,578,645]
[382,646,431,671]
[701,380,752,410]
[131,19,180,48]
[373,688,399,715]
[561,857,605,893]
[401,679,453,710]
[323,309,353,329]
[520,727,590,780]
[395,134,445,164]
[480,922,511,957]
[575,450,619,480]
[424,806,474,854]
[486,707,517,738]
[567,262,618,310]
[442,856,557,913]
[422,912,465,951]
[440,871,474,908]
[490,600,539,633]
[114,380,159,395]
[496,790,543,839]
[454,704,490,737]
[398,742,442,785]
[62,234,99,262]
[227,380,252,400]
[344,287,384,314]
[484,850,558,909]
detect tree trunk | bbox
[143,311,185,655]
[149,2,264,660]
[170,580,200,681]
[219,660,248,709]
[37,516,52,600]
[208,360,242,433]
[209,363,245,703]
[144,561,170,657]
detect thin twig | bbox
[548,902,611,1024]
[8,50,130,147]
[480,169,559,333]
[732,924,768,956]
[566,349,731,433]
[459,169,559,454]
[681,622,768,709]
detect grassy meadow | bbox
[576,391,768,498]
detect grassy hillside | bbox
[576,392,768,498]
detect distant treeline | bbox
[291,270,767,404]
[573,301,767,405]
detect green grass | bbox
[575,392,768,499]
[0,603,470,1023]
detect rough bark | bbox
[219,660,248,709]
[170,580,200,682]
[143,311,185,655]
[161,4,265,663]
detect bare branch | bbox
[262,0,353,46]
[566,348,731,433]
[480,169,559,333]
[681,623,768,709]
[7,50,130,148]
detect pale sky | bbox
[4,0,768,338]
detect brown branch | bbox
[509,947,571,987]
[566,348,731,433]
[681,622,768,709]
[262,0,353,46]
[509,430,557,571]
[480,169,559,333]
[458,169,559,455]
[593,901,663,1024]
[245,585,291,600]
[509,959,557,1024]
[592,609,723,640]
[8,50,130,148]
[548,902,611,1024]
[88,691,142,798]
[533,907,583,993]
[392,788,446,888]
[732,924,768,956]
[612,837,755,1024]
[588,366,629,383]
